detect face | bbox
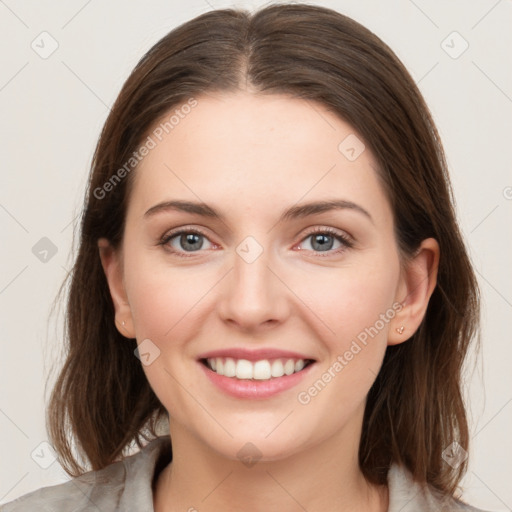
[102,91,419,462]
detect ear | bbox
[98,238,136,339]
[388,238,440,345]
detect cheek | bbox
[294,265,398,423]
[300,260,399,349]
[124,250,211,342]
[123,254,211,408]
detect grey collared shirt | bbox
[0,436,491,511]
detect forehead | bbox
[128,91,391,226]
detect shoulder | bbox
[0,463,125,512]
[0,436,172,512]
[387,463,494,512]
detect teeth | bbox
[284,359,295,375]
[270,359,284,377]
[224,358,236,377]
[205,357,309,380]
[253,360,271,380]
[236,359,253,379]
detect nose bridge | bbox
[218,232,288,328]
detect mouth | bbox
[199,357,315,381]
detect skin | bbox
[99,91,439,512]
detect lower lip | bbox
[198,360,315,399]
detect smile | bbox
[198,355,316,399]
[202,357,314,381]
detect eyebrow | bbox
[144,199,373,225]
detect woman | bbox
[2,3,490,511]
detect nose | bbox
[217,242,290,333]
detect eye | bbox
[159,228,215,257]
[297,227,353,256]
[159,226,353,258]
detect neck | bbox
[154,408,388,512]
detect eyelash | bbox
[158,226,354,258]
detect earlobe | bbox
[98,237,136,339]
[388,238,440,346]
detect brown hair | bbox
[46,3,480,496]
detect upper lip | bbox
[197,348,316,362]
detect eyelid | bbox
[299,226,353,244]
[159,225,211,244]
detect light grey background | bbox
[0,0,511,509]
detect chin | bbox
[202,428,312,465]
